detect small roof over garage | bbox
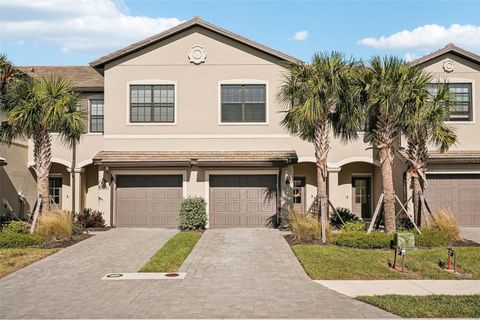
[93,150,298,167]
[429,151,480,164]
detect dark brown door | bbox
[352,177,371,218]
[209,175,277,228]
[425,174,480,226]
[116,175,182,227]
[293,176,306,212]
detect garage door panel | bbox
[116,175,182,227]
[426,174,480,227]
[209,175,276,228]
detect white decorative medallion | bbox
[188,45,207,65]
[443,59,454,73]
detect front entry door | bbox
[352,177,371,218]
[293,177,306,212]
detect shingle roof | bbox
[90,17,301,68]
[429,150,480,163]
[16,66,104,91]
[93,150,298,167]
[409,43,480,66]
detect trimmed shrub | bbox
[431,209,460,241]
[0,221,42,248]
[76,208,106,228]
[341,220,367,232]
[334,231,393,249]
[330,207,359,229]
[288,210,325,242]
[179,197,207,230]
[415,228,449,247]
[36,210,73,241]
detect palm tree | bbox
[0,54,27,99]
[360,56,420,233]
[279,52,363,242]
[0,76,85,213]
[403,74,456,226]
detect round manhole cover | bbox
[106,273,123,278]
[165,273,180,277]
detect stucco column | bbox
[327,167,341,209]
[73,168,84,213]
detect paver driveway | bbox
[0,228,395,319]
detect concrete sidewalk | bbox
[315,280,480,297]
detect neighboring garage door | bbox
[209,175,277,228]
[116,175,182,227]
[426,174,480,226]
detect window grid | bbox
[427,83,473,121]
[90,99,104,133]
[49,177,62,204]
[130,85,175,123]
[221,84,266,123]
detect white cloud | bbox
[404,52,417,62]
[358,24,480,51]
[0,0,184,55]
[292,30,309,41]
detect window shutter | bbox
[78,99,89,133]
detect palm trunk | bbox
[33,129,52,214]
[411,175,425,227]
[314,122,330,243]
[378,146,396,233]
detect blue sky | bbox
[1,0,479,66]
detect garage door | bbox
[209,175,277,228]
[116,175,182,227]
[426,174,480,226]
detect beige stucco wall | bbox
[0,142,36,217]
[419,53,480,151]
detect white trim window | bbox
[130,84,175,123]
[220,84,267,123]
[89,99,104,133]
[428,82,473,122]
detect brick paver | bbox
[0,228,395,319]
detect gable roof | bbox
[16,66,103,91]
[410,43,480,66]
[90,17,301,68]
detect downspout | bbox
[277,166,282,227]
[71,142,76,212]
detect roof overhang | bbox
[93,151,298,168]
[428,151,480,164]
[409,43,480,67]
[0,157,6,166]
[90,17,301,68]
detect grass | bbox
[139,231,202,272]
[0,248,59,278]
[292,245,480,280]
[357,295,480,318]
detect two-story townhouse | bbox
[1,18,478,228]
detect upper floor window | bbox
[220,84,266,123]
[428,83,473,122]
[90,99,104,132]
[130,85,175,123]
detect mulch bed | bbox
[86,227,112,232]
[284,234,334,246]
[37,233,93,249]
[449,239,480,247]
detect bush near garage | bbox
[179,197,207,230]
[75,208,106,228]
[341,220,368,232]
[35,210,73,241]
[0,221,42,248]
[431,209,461,241]
[415,228,449,247]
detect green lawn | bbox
[292,245,480,280]
[139,231,202,272]
[0,248,59,278]
[357,295,480,318]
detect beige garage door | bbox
[426,174,480,226]
[209,175,277,228]
[116,175,182,227]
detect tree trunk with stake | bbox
[314,122,330,243]
[33,129,52,214]
[378,145,396,233]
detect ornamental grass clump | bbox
[431,209,461,241]
[36,210,73,241]
[287,210,324,242]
